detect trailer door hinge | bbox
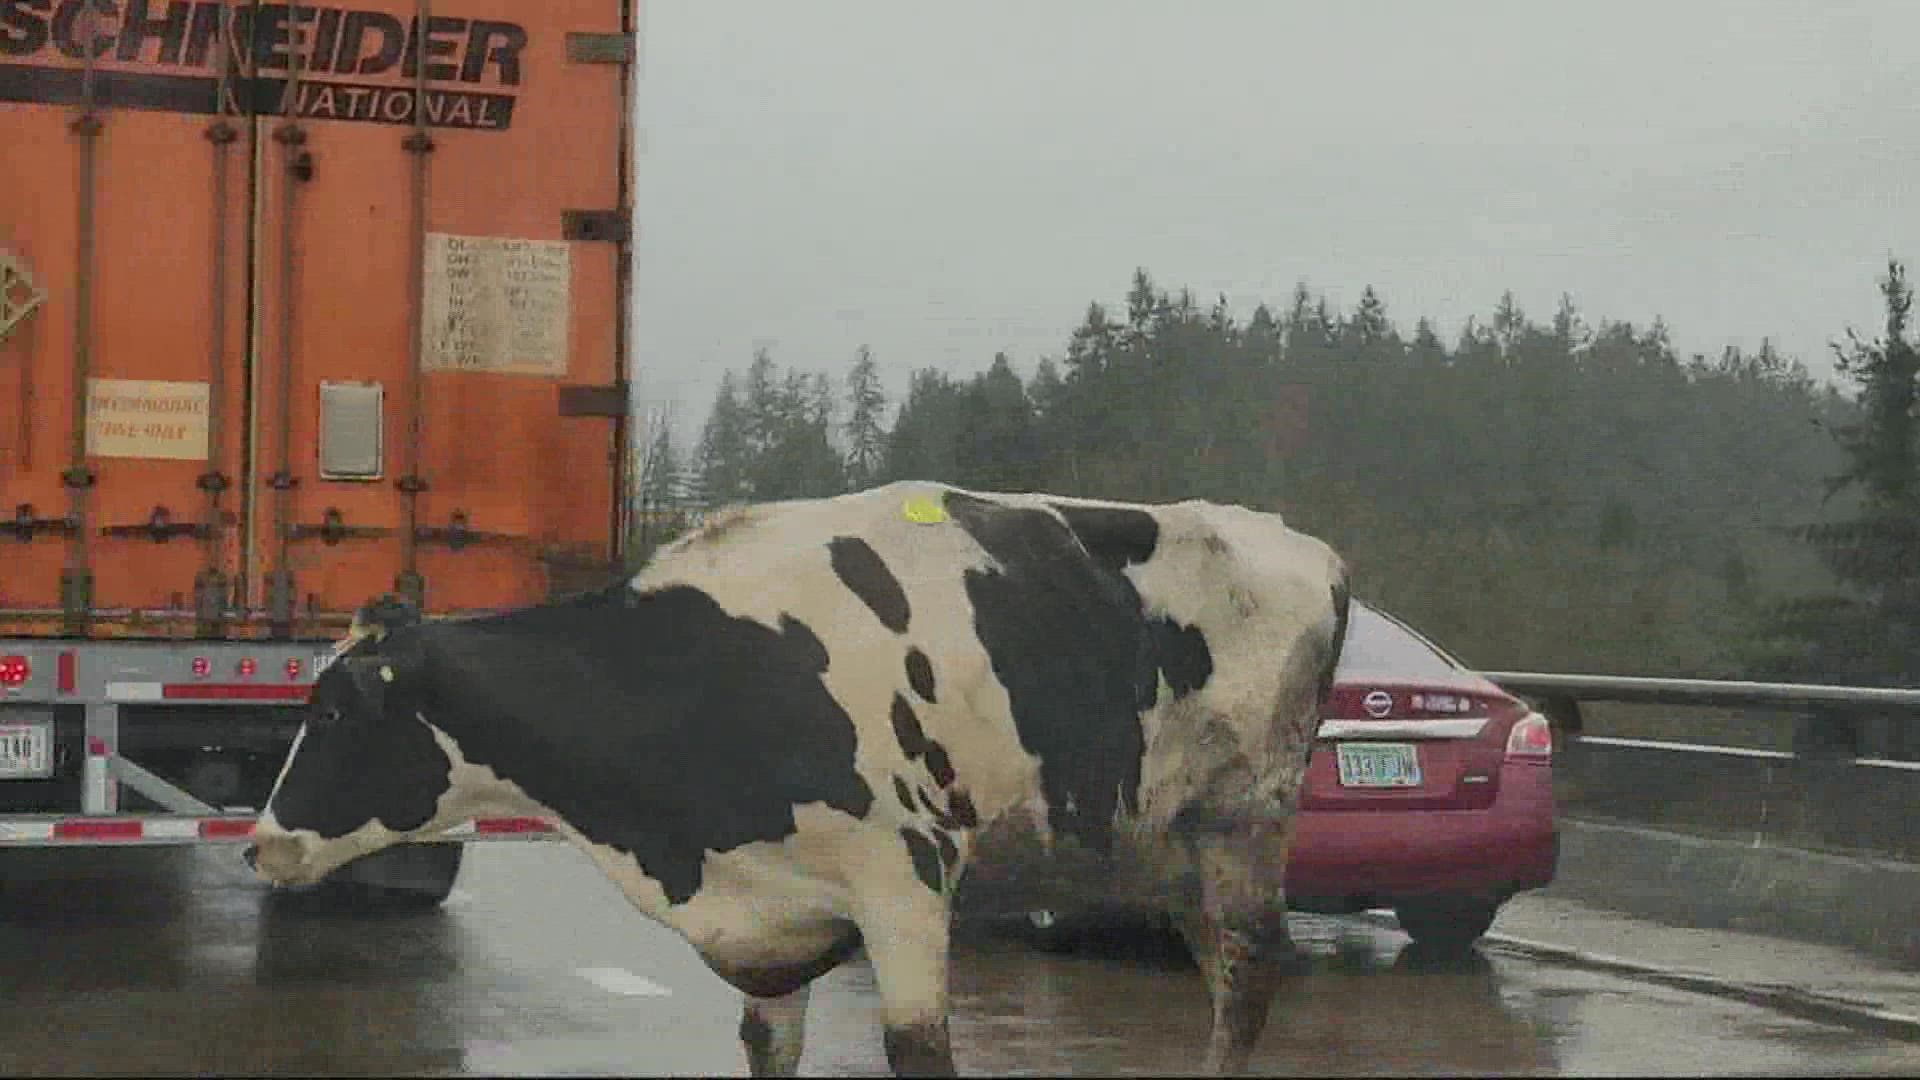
[561,209,631,244]
[566,31,637,65]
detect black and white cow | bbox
[250,482,1351,1077]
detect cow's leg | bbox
[740,984,811,1077]
[1174,826,1297,1075]
[857,894,957,1077]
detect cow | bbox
[248,481,1351,1077]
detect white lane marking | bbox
[576,966,674,997]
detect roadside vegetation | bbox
[634,262,1920,693]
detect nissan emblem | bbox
[1363,690,1394,718]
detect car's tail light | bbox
[1506,712,1553,760]
[0,655,30,688]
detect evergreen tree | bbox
[1408,317,1448,367]
[885,369,966,483]
[843,346,889,490]
[955,353,1039,491]
[1762,259,1920,689]
[695,374,752,504]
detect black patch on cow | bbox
[269,653,451,840]
[901,827,944,893]
[923,741,956,789]
[893,775,917,813]
[387,583,874,907]
[916,787,940,818]
[890,693,927,759]
[827,536,911,634]
[945,788,980,830]
[943,492,1167,854]
[1151,616,1214,697]
[933,827,958,869]
[1046,503,1161,571]
[904,647,937,703]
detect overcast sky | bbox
[629,0,1920,433]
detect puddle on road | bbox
[787,918,1920,1078]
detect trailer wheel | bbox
[250,841,465,913]
[321,842,465,911]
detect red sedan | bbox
[1018,600,1558,953]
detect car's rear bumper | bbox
[1286,763,1557,908]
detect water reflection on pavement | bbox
[3,844,1920,1077]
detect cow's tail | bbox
[1316,561,1353,712]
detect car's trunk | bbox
[1299,680,1524,812]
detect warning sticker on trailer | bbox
[86,378,211,460]
[420,232,570,377]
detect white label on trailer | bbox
[420,232,572,377]
[105,681,164,702]
[0,723,52,780]
[85,378,212,460]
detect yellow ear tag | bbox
[901,495,949,525]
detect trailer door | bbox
[0,0,254,639]
[245,0,632,635]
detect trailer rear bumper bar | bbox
[0,813,559,847]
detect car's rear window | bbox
[1333,603,1465,681]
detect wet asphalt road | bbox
[3,842,1920,1077]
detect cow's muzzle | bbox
[248,832,324,887]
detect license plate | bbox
[0,723,52,780]
[1335,742,1422,788]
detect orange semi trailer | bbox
[0,0,635,901]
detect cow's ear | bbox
[349,593,423,643]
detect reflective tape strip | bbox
[0,821,54,843]
[200,818,257,839]
[55,818,142,840]
[104,681,163,702]
[143,818,203,840]
[474,817,555,835]
[161,683,310,702]
[0,815,558,845]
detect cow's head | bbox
[249,598,472,887]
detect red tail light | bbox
[284,657,303,680]
[1506,713,1553,760]
[0,655,29,688]
[237,657,257,678]
[190,656,212,679]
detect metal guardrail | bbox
[1483,672,1920,712]
[1483,671,1920,769]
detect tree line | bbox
[635,265,1918,688]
